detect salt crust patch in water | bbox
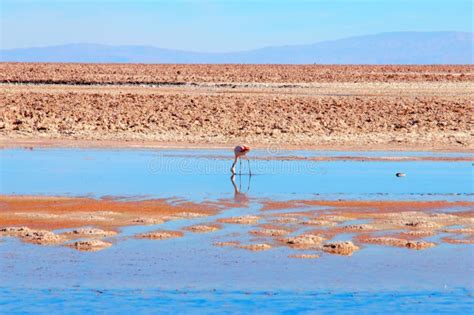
[288,254,320,259]
[218,216,260,225]
[62,228,117,238]
[213,241,240,247]
[322,241,360,256]
[184,224,221,233]
[0,226,65,245]
[135,230,184,240]
[238,243,272,251]
[66,239,112,252]
[283,234,326,249]
[130,217,165,225]
[359,237,436,250]
[302,219,337,227]
[250,228,290,237]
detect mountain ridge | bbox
[1,31,472,64]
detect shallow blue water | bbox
[1,288,473,314]
[0,148,473,313]
[1,148,472,200]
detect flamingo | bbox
[231,145,251,175]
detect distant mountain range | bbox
[1,32,472,64]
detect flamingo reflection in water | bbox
[230,174,251,205]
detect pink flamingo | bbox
[231,145,251,175]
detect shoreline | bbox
[1,137,473,153]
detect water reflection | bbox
[230,174,251,205]
[1,149,471,201]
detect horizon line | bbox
[2,30,472,54]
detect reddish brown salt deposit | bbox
[1,195,472,255]
[301,219,337,227]
[358,236,436,250]
[66,239,112,252]
[288,254,320,259]
[238,243,272,251]
[269,217,302,224]
[322,241,360,256]
[0,226,32,237]
[261,199,473,213]
[0,195,218,230]
[62,228,117,238]
[130,217,165,225]
[283,234,326,249]
[250,228,291,237]
[217,215,260,225]
[0,226,65,245]
[184,224,221,233]
[135,230,183,240]
[213,241,240,247]
[442,236,474,244]
[442,227,474,234]
[340,224,377,231]
[395,230,436,238]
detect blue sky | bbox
[1,0,472,52]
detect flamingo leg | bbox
[230,157,237,175]
[247,158,252,176]
[246,171,251,192]
[239,158,242,175]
